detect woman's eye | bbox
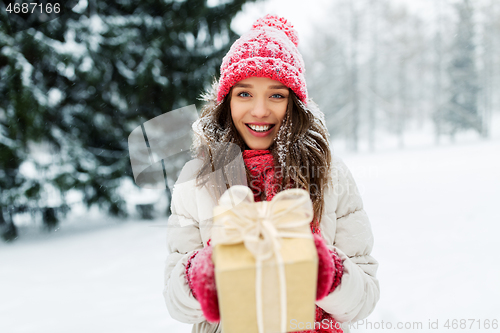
[238,92,251,97]
[271,94,285,99]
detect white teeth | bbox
[248,124,272,132]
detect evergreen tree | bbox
[0,0,254,235]
[444,0,481,137]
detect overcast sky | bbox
[231,0,437,36]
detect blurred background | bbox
[1,0,499,332]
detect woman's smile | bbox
[245,122,276,137]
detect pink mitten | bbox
[314,233,344,300]
[185,245,220,322]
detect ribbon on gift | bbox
[212,185,314,333]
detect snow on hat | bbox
[217,14,308,104]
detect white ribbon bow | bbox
[212,185,314,333]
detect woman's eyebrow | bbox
[268,84,288,90]
[233,83,253,88]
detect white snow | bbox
[0,218,192,333]
[341,138,500,332]
[72,0,88,14]
[2,132,499,332]
[47,88,64,108]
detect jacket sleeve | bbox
[163,160,206,324]
[316,156,380,323]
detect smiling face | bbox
[230,77,289,150]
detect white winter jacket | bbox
[163,154,380,333]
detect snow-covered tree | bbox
[0,0,254,237]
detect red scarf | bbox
[241,149,343,333]
[242,149,281,202]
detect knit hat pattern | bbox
[217,15,308,104]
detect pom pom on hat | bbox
[217,14,308,104]
[251,14,299,47]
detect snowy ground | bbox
[2,127,500,333]
[339,138,500,332]
[0,217,192,333]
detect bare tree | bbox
[368,0,379,151]
[348,0,360,151]
[433,0,445,144]
[480,0,495,138]
[303,0,497,151]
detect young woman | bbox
[163,15,379,333]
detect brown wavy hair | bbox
[191,82,332,227]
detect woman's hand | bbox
[314,233,344,300]
[185,244,220,323]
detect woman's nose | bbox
[250,98,270,118]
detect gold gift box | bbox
[212,232,318,333]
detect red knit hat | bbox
[217,14,308,104]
